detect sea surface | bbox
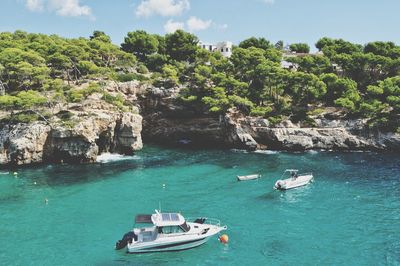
[1,146,399,266]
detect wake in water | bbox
[96,153,140,163]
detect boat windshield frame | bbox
[180,221,190,232]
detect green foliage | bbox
[228,95,254,114]
[165,30,199,62]
[1,30,399,132]
[316,37,362,57]
[77,60,99,76]
[288,55,332,75]
[307,108,325,116]
[359,100,387,117]
[145,53,168,72]
[285,72,327,104]
[289,43,310,53]
[112,73,148,82]
[334,97,356,111]
[10,112,40,123]
[239,37,273,50]
[67,83,102,103]
[320,73,360,108]
[102,92,126,110]
[268,116,284,126]
[137,64,149,74]
[0,30,137,91]
[160,64,179,88]
[121,30,159,60]
[0,94,19,109]
[202,87,230,113]
[90,31,111,43]
[364,41,400,59]
[15,90,47,108]
[275,40,284,50]
[250,106,272,117]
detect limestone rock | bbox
[0,122,51,165]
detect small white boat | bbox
[116,210,227,253]
[274,169,313,190]
[237,174,261,181]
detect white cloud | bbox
[49,0,92,17]
[24,0,93,18]
[25,0,45,12]
[136,0,190,17]
[164,19,185,33]
[187,16,212,32]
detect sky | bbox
[1,0,399,49]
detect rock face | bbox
[141,87,244,148]
[235,115,400,151]
[0,122,51,165]
[0,112,142,166]
[43,112,142,163]
[140,88,400,152]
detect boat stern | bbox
[274,180,286,190]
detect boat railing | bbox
[299,172,313,176]
[186,217,222,226]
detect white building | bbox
[198,41,233,58]
[281,60,298,71]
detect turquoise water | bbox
[1,146,399,265]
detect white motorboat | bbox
[274,169,313,190]
[116,210,227,253]
[237,174,261,181]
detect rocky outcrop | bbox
[141,87,256,149]
[240,116,400,151]
[140,88,400,152]
[0,111,142,166]
[0,122,51,165]
[42,112,142,164]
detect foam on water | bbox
[96,153,140,163]
[253,150,280,154]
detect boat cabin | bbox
[133,212,190,242]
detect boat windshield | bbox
[180,222,190,232]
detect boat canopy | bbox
[151,212,185,227]
[135,214,153,224]
[284,169,298,172]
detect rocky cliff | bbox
[1,81,399,167]
[140,88,400,152]
[0,91,142,166]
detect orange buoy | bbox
[219,234,229,244]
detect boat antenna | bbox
[159,201,161,213]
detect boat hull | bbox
[237,174,260,181]
[274,174,313,190]
[127,237,209,253]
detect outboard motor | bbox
[274,180,283,190]
[115,231,137,250]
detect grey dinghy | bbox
[116,210,227,253]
